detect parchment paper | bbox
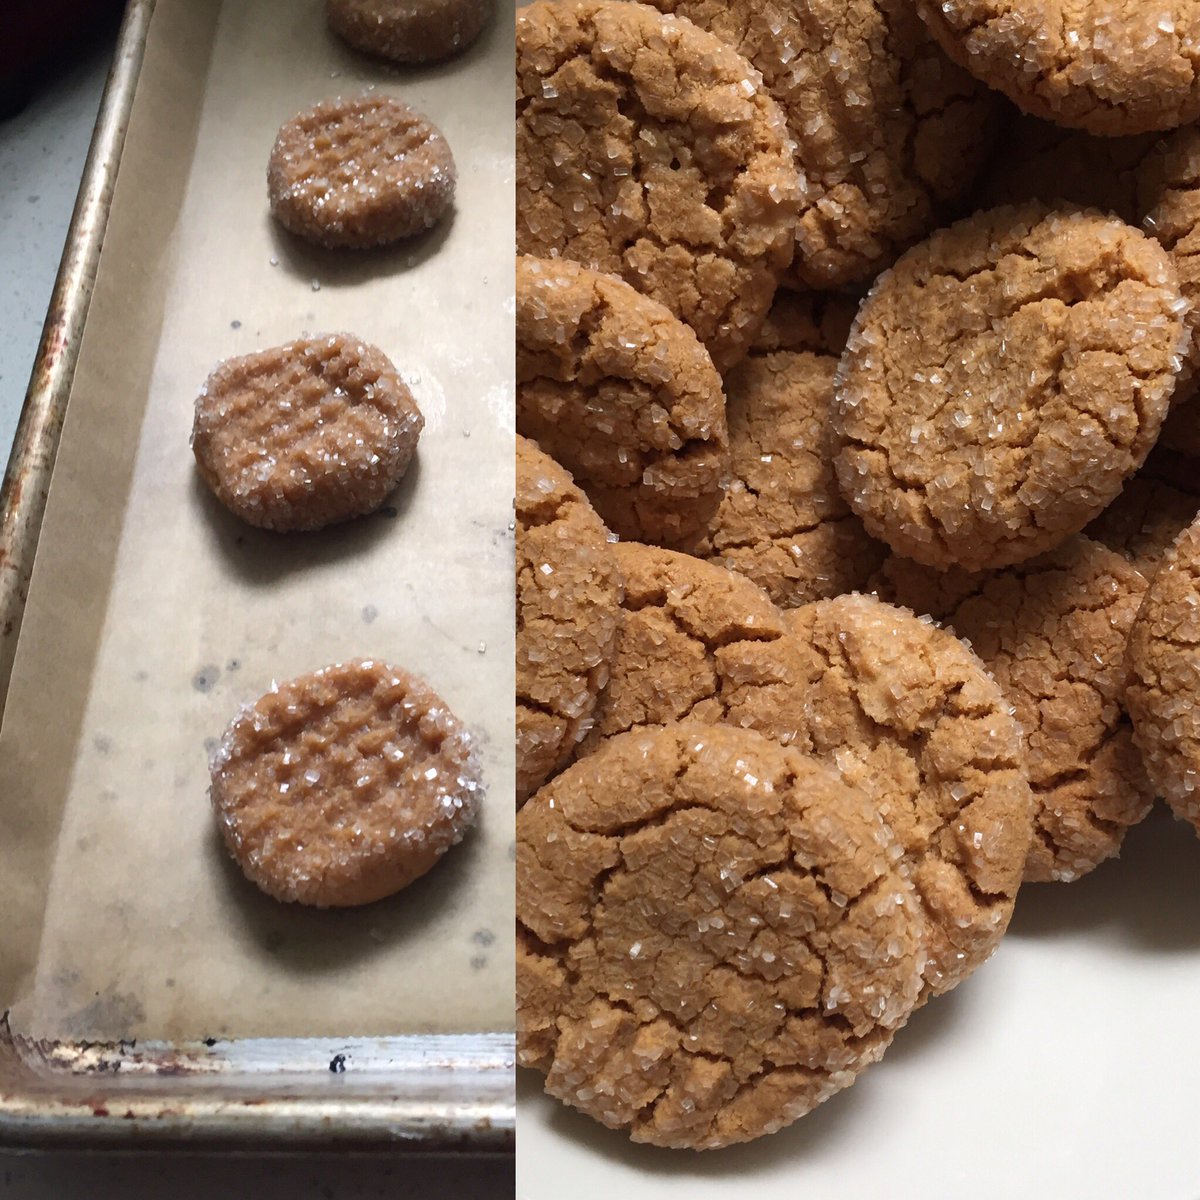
[0,0,515,1040]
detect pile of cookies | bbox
[514,0,1200,1151]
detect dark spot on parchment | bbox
[472,929,495,947]
[470,955,487,971]
[379,505,398,519]
[93,734,112,755]
[231,319,242,329]
[226,658,241,672]
[329,1054,346,1074]
[193,665,219,693]
[204,736,219,758]
[362,604,378,624]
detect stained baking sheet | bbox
[0,0,514,1042]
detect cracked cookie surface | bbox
[873,536,1152,883]
[516,437,622,805]
[832,204,1185,571]
[326,0,493,64]
[517,723,925,1149]
[515,0,800,371]
[516,256,729,544]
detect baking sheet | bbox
[0,0,514,1042]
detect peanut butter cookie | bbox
[327,0,493,64]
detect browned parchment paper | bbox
[0,0,514,1040]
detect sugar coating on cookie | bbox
[645,0,1000,289]
[873,536,1152,884]
[833,204,1186,572]
[268,96,455,249]
[678,344,885,608]
[516,437,622,805]
[516,257,729,545]
[785,593,1033,997]
[326,0,493,64]
[192,333,423,532]
[1127,515,1200,826]
[210,659,481,907]
[916,0,1200,136]
[516,0,800,371]
[518,724,926,1149]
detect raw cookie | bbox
[191,333,423,532]
[873,536,1153,883]
[517,723,926,1149]
[516,256,729,545]
[516,436,621,804]
[210,659,480,907]
[832,204,1186,572]
[677,343,885,608]
[916,0,1200,136]
[643,0,1001,289]
[268,96,455,249]
[515,0,800,371]
[327,0,493,64]
[785,593,1033,996]
[1127,515,1200,827]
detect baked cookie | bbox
[873,536,1153,883]
[916,0,1200,136]
[327,0,493,64]
[268,96,455,249]
[516,256,729,545]
[750,287,858,358]
[192,334,423,532]
[518,723,926,1149]
[643,0,1001,289]
[785,593,1033,996]
[1127,515,1200,828]
[515,0,799,371]
[516,436,621,805]
[210,659,480,907]
[678,344,885,608]
[833,204,1185,572]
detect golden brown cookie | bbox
[516,256,729,545]
[515,0,799,371]
[916,0,1200,136]
[833,204,1185,572]
[678,344,885,608]
[785,593,1033,997]
[191,334,423,532]
[1127,515,1200,828]
[268,96,455,249]
[326,0,493,64]
[643,0,1000,289]
[873,536,1153,883]
[518,723,926,1149]
[516,437,622,805]
[210,659,480,907]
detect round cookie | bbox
[873,536,1153,883]
[516,256,729,545]
[916,0,1200,136]
[515,0,800,371]
[643,0,1001,290]
[191,333,423,532]
[516,436,621,805]
[326,0,493,64]
[210,659,480,907]
[1127,514,1200,825]
[785,593,1033,997]
[677,344,885,608]
[832,204,1185,572]
[268,96,455,249]
[518,723,926,1149]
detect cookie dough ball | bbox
[516,437,621,804]
[210,660,480,907]
[786,593,1033,997]
[268,96,455,249]
[873,536,1153,883]
[516,257,729,545]
[833,204,1186,572]
[518,724,926,1149]
[917,0,1200,136]
[327,0,493,64]
[678,343,885,608]
[644,0,1001,290]
[191,333,423,532]
[516,0,800,371]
